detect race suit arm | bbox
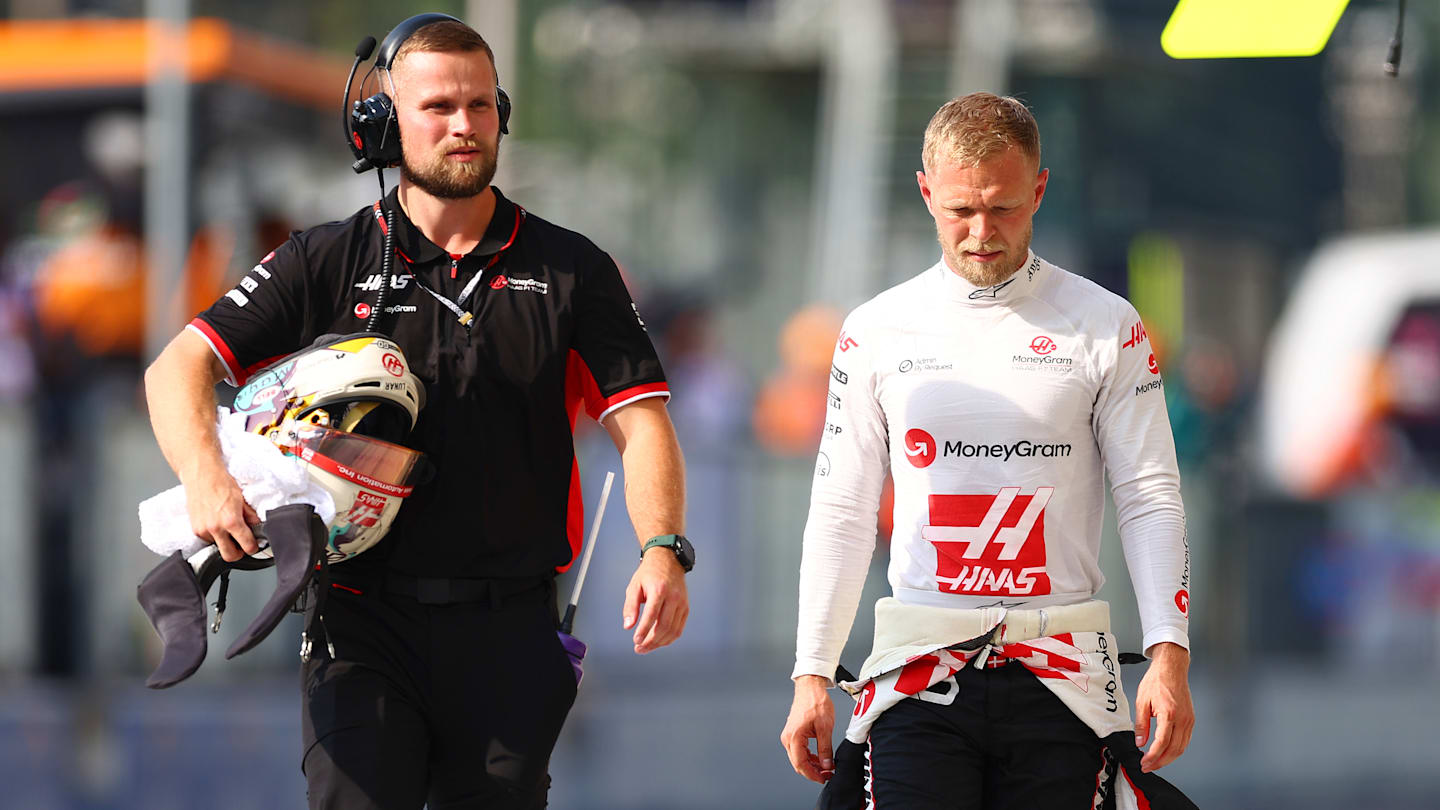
[793,316,890,683]
[1092,304,1190,655]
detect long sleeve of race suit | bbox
[792,317,888,683]
[1094,302,1190,655]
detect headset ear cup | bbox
[497,86,511,135]
[352,92,403,168]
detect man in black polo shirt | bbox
[143,16,691,809]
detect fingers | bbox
[1142,703,1194,772]
[1133,695,1153,748]
[634,584,689,653]
[622,580,641,631]
[630,585,660,648]
[815,715,835,781]
[781,720,826,783]
[780,693,835,784]
[1140,709,1171,772]
[188,473,259,562]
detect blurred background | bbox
[0,0,1437,807]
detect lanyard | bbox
[372,200,525,329]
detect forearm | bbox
[607,401,685,544]
[1113,472,1190,654]
[794,522,875,682]
[144,330,228,485]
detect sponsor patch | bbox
[897,357,954,373]
[922,487,1054,597]
[904,429,937,468]
[1122,320,1149,350]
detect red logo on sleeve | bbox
[1148,353,1159,374]
[837,331,858,352]
[1123,321,1149,350]
[1175,589,1189,616]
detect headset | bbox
[343,12,512,175]
[339,13,513,332]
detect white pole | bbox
[557,471,616,635]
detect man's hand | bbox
[1134,641,1193,772]
[781,675,835,783]
[186,463,260,563]
[623,548,688,653]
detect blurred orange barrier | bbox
[0,18,346,110]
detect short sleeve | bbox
[189,236,312,386]
[570,252,668,422]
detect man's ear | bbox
[1032,168,1049,213]
[917,170,934,215]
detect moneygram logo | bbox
[904,428,937,468]
[1175,589,1189,616]
[943,439,1072,461]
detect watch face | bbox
[675,535,695,570]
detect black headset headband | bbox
[376,12,466,72]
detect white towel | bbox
[139,408,336,559]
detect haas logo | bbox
[1030,336,1056,355]
[382,352,405,377]
[904,429,937,468]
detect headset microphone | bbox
[1383,0,1406,77]
[343,36,379,173]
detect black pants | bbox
[822,662,1102,810]
[300,575,577,809]
[819,663,1197,810]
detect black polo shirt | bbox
[190,187,668,579]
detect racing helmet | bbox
[233,333,429,562]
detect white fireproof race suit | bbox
[794,252,1190,682]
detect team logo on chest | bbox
[920,487,1054,596]
[1012,334,1075,373]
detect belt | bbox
[384,573,551,608]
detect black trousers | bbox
[818,662,1197,810]
[300,575,577,809]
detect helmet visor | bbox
[292,426,427,496]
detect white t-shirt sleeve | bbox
[793,314,890,681]
[1092,302,1190,654]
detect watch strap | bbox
[641,534,682,556]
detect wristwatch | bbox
[641,534,695,573]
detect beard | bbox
[938,218,1033,288]
[400,139,498,199]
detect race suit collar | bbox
[933,250,1044,305]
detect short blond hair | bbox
[922,92,1040,172]
[394,20,498,83]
